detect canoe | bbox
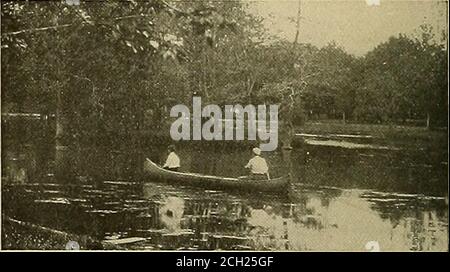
[143,158,290,193]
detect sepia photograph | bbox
[1,0,448,252]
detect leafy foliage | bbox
[1,0,448,138]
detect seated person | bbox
[245,147,270,180]
[163,145,180,172]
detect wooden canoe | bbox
[143,158,290,193]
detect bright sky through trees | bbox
[248,0,447,55]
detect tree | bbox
[1,0,235,181]
[303,42,358,122]
[356,26,447,127]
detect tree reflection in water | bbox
[2,179,448,251]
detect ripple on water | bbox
[34,198,71,205]
[86,209,119,214]
[3,174,448,251]
[103,181,138,186]
[104,237,149,245]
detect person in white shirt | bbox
[163,145,180,172]
[245,147,270,180]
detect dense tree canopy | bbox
[2,0,448,134]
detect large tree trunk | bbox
[135,92,145,180]
[281,97,295,149]
[55,88,75,183]
[281,0,303,150]
[281,124,294,149]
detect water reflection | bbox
[159,196,185,232]
[3,130,447,196]
[3,110,448,250]
[3,180,447,251]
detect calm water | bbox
[1,123,448,251]
[2,179,447,251]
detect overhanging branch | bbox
[2,1,190,37]
[2,23,73,36]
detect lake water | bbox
[2,179,447,251]
[2,139,448,251]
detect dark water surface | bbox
[1,125,448,251]
[2,177,448,251]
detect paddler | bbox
[245,147,270,180]
[163,145,180,172]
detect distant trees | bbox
[354,27,447,127]
[2,1,447,133]
[288,28,447,129]
[302,42,359,123]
